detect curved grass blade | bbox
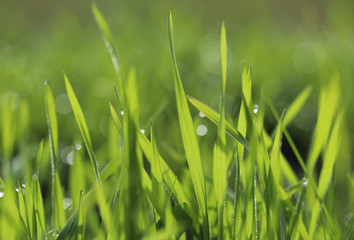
[45,81,66,229]
[64,73,101,184]
[187,95,248,148]
[168,10,209,239]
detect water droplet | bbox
[63,198,73,210]
[15,182,20,192]
[120,110,124,115]
[0,192,5,198]
[46,229,59,239]
[199,111,205,118]
[253,104,259,114]
[197,124,208,136]
[302,177,308,187]
[21,179,26,188]
[140,129,145,134]
[75,143,82,150]
[66,152,75,165]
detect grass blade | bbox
[168,10,209,239]
[45,81,66,229]
[187,95,248,148]
[64,73,101,184]
[213,21,228,239]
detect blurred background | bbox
[0,0,353,205]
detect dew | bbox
[120,110,124,115]
[75,143,82,150]
[302,177,308,187]
[55,94,72,115]
[46,229,59,239]
[0,192,4,198]
[199,111,206,118]
[140,129,145,134]
[15,182,20,192]
[253,104,259,114]
[63,198,73,210]
[66,151,75,165]
[197,124,208,136]
[21,179,26,188]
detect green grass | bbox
[0,5,353,240]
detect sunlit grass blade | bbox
[45,81,66,229]
[64,73,101,184]
[308,110,343,238]
[91,3,120,76]
[33,139,46,238]
[187,95,248,148]
[213,21,228,240]
[168,10,209,239]
[307,75,340,172]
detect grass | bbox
[0,4,353,240]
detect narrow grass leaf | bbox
[45,81,66,229]
[64,73,101,184]
[168,10,209,239]
[187,96,248,148]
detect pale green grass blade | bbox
[213,21,228,240]
[168,10,209,239]
[109,103,123,135]
[45,81,66,229]
[269,110,285,184]
[1,178,21,239]
[77,190,84,240]
[187,96,248,148]
[233,67,252,239]
[57,191,85,240]
[307,75,340,172]
[283,86,312,128]
[308,110,343,238]
[33,139,46,239]
[126,68,139,123]
[91,3,120,76]
[64,73,101,184]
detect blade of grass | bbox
[168,10,209,239]
[45,81,66,229]
[64,73,101,184]
[187,96,248,149]
[213,21,228,240]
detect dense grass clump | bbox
[0,4,353,240]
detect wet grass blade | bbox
[64,73,101,184]
[187,95,248,148]
[168,10,209,239]
[45,81,66,229]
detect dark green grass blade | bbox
[168,10,209,239]
[45,81,66,229]
[64,73,101,184]
[187,95,248,148]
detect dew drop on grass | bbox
[253,104,259,114]
[199,111,205,118]
[46,229,59,239]
[197,124,208,136]
[21,179,26,188]
[63,197,73,210]
[0,192,4,198]
[140,129,145,134]
[75,143,82,150]
[15,182,20,192]
[66,151,75,165]
[120,110,124,115]
[302,177,308,187]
